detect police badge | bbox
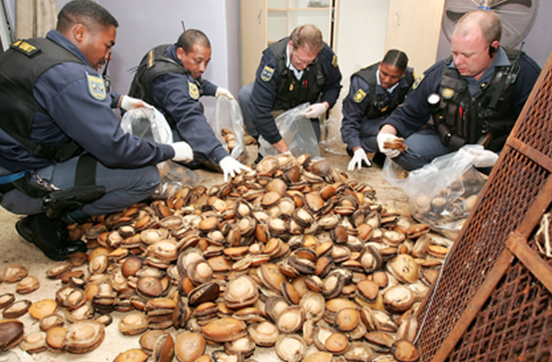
[442,88,455,99]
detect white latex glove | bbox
[348,148,372,171]
[470,149,499,168]
[215,87,235,100]
[377,133,401,158]
[302,103,328,119]
[282,150,292,155]
[171,142,194,162]
[120,95,153,111]
[219,156,249,182]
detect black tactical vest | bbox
[0,38,85,164]
[128,45,199,128]
[269,38,326,110]
[354,63,414,119]
[433,48,520,152]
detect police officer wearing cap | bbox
[129,29,249,181]
[341,49,414,171]
[238,24,342,157]
[376,9,541,171]
[0,0,193,261]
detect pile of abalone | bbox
[0,154,450,362]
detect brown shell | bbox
[29,299,58,320]
[64,320,105,354]
[0,319,25,351]
[202,317,247,343]
[2,264,28,283]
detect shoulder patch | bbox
[10,40,41,57]
[353,89,367,103]
[412,74,425,90]
[188,81,199,100]
[261,66,274,82]
[332,55,338,67]
[86,72,106,101]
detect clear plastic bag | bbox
[120,108,202,199]
[385,145,487,240]
[121,108,173,144]
[207,97,247,160]
[319,116,348,155]
[259,103,321,157]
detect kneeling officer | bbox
[0,0,192,261]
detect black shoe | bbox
[252,152,264,167]
[372,152,387,166]
[16,214,87,261]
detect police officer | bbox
[238,24,342,157]
[0,0,193,261]
[129,29,248,181]
[376,9,541,171]
[342,49,414,171]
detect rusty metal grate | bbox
[416,51,552,361]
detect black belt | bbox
[0,182,15,193]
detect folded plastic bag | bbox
[259,103,321,157]
[120,108,202,198]
[207,97,247,160]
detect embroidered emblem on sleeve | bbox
[412,74,425,90]
[353,89,367,103]
[261,66,274,82]
[332,55,338,67]
[189,81,200,100]
[86,72,106,101]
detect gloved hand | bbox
[171,142,194,162]
[120,95,153,111]
[302,102,328,119]
[469,148,499,168]
[377,133,401,158]
[282,150,292,155]
[348,148,372,171]
[215,87,235,100]
[219,156,249,182]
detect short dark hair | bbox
[382,49,409,71]
[175,29,211,53]
[57,0,118,33]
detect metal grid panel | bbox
[416,150,549,360]
[516,66,552,156]
[449,256,552,361]
[416,51,552,361]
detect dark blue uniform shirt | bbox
[250,43,342,145]
[150,46,228,165]
[0,30,175,173]
[382,47,541,139]
[341,73,412,150]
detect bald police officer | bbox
[376,9,541,171]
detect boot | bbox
[16,213,87,261]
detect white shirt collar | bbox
[376,65,400,93]
[286,43,304,80]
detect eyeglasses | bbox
[291,49,316,67]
